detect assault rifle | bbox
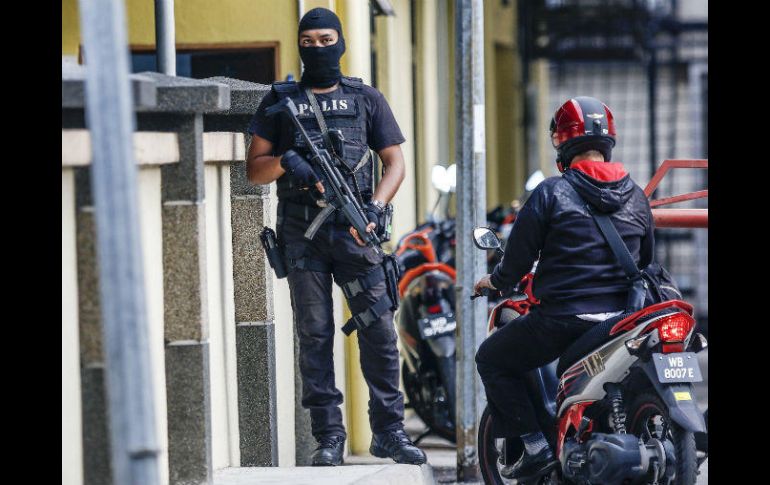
[265,97,382,253]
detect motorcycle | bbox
[471,227,709,485]
[395,164,460,442]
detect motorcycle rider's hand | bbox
[350,223,377,247]
[473,274,497,296]
[280,150,325,194]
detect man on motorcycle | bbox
[473,97,654,481]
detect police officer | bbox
[246,8,426,466]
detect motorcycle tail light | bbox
[428,304,443,314]
[644,312,694,350]
[662,343,684,353]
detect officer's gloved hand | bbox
[364,202,385,234]
[281,150,325,193]
[349,201,381,247]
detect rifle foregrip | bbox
[341,202,378,246]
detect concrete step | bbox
[214,460,435,485]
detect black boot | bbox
[500,446,558,481]
[311,435,345,466]
[370,429,427,465]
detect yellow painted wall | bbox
[414,0,440,219]
[62,0,302,80]
[484,0,526,208]
[62,1,80,56]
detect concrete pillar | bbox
[131,71,231,485]
[202,77,280,468]
[147,113,213,485]
[71,139,175,485]
[74,167,113,485]
[230,167,279,467]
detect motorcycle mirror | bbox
[431,165,451,194]
[446,164,457,193]
[525,170,545,192]
[473,227,501,251]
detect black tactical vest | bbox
[272,76,374,206]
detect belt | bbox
[282,201,350,225]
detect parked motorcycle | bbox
[395,164,459,442]
[471,227,708,485]
[396,168,544,443]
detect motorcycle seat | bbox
[556,307,681,377]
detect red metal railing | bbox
[644,159,708,228]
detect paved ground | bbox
[214,350,707,485]
[409,349,709,484]
[214,462,434,485]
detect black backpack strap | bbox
[586,205,642,281]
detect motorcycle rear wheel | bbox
[402,365,456,443]
[627,392,698,485]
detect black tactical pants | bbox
[281,212,404,440]
[475,306,596,438]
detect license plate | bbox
[652,352,703,383]
[417,313,456,339]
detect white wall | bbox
[205,163,241,469]
[137,167,170,485]
[269,189,296,466]
[62,169,84,485]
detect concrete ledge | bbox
[203,132,246,163]
[213,463,435,485]
[62,129,180,167]
[62,60,157,109]
[203,77,270,115]
[136,72,231,113]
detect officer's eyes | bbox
[300,37,335,46]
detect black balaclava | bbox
[298,8,346,88]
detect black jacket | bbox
[490,160,654,316]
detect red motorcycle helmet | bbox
[550,96,616,172]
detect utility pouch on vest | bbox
[383,253,401,310]
[327,129,345,159]
[379,203,394,243]
[293,129,345,160]
[260,227,288,279]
